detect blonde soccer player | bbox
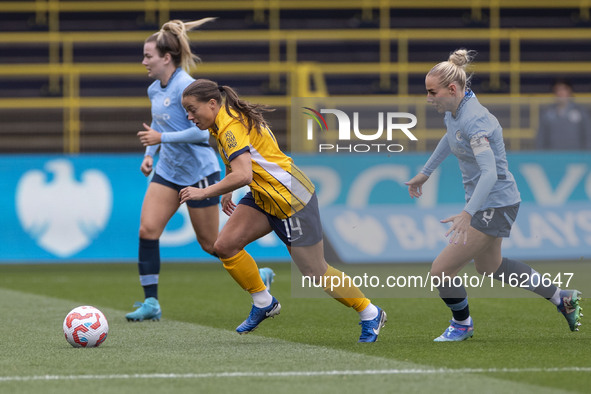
[128,19,274,322]
[178,79,387,342]
[405,49,582,341]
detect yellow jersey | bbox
[210,107,315,219]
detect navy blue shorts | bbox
[238,192,323,247]
[471,203,520,238]
[151,171,220,208]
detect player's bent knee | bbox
[213,239,239,259]
[198,240,216,256]
[139,224,162,239]
[308,274,326,286]
[297,266,326,279]
[474,260,499,276]
[474,266,489,276]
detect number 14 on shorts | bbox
[282,217,303,243]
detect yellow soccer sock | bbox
[221,249,266,294]
[322,265,371,312]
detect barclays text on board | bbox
[0,152,589,263]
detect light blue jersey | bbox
[145,68,220,185]
[421,90,521,215]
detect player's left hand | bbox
[441,211,472,245]
[137,123,162,146]
[179,186,207,204]
[221,192,236,216]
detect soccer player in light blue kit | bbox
[127,19,274,321]
[405,49,582,341]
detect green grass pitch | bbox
[0,261,588,393]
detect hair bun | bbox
[448,49,477,69]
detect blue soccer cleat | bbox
[259,267,275,291]
[125,297,162,322]
[358,306,387,343]
[557,289,583,331]
[236,297,281,334]
[434,320,474,342]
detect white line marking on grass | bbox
[1,367,590,382]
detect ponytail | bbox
[147,17,216,72]
[183,79,274,134]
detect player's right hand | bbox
[404,173,429,199]
[140,155,153,176]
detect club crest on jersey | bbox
[225,130,237,148]
[163,97,171,107]
[455,130,462,141]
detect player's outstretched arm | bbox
[179,153,252,203]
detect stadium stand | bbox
[0,1,590,152]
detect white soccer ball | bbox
[63,306,109,348]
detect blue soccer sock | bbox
[138,238,160,300]
[438,282,470,322]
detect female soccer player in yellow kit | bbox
[178,79,386,342]
[126,18,275,322]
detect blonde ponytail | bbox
[147,17,217,72]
